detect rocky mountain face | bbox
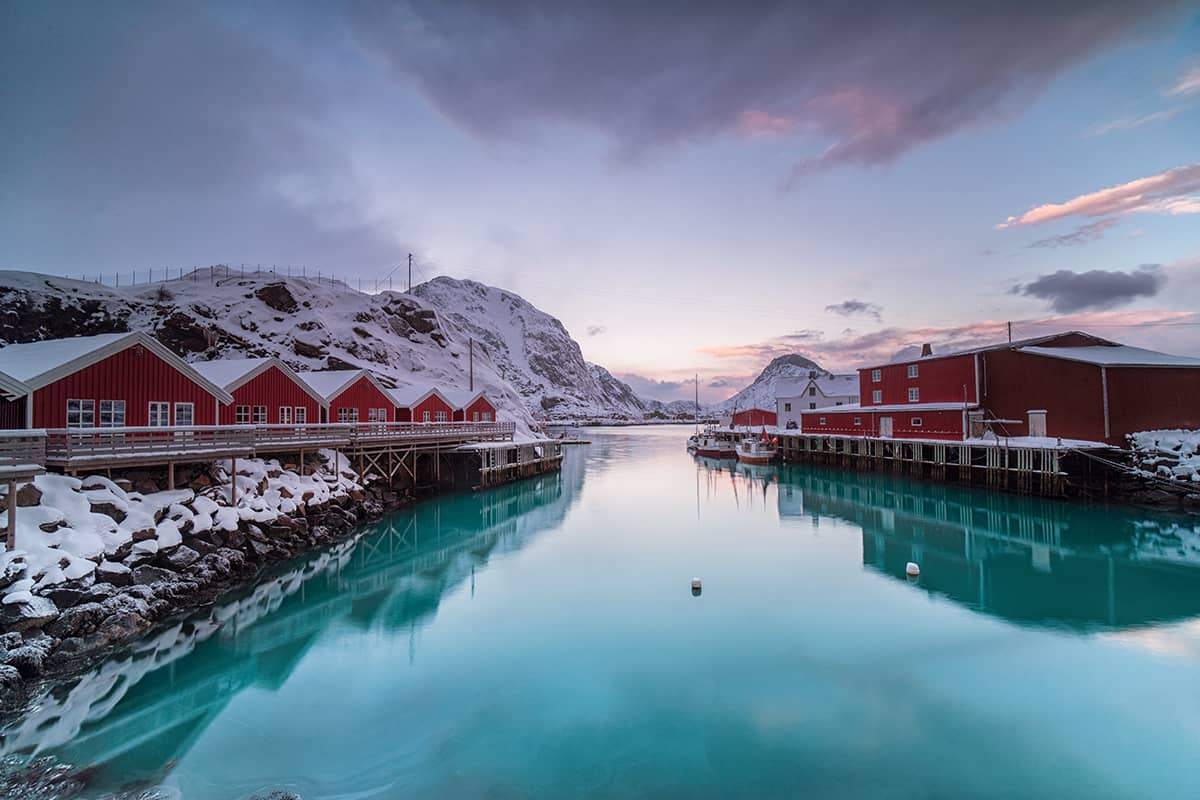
[0,269,649,429]
[719,354,830,413]
[412,277,646,420]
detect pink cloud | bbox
[1165,64,1200,97]
[736,110,795,138]
[998,164,1200,228]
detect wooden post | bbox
[6,481,16,551]
[168,462,175,491]
[231,457,238,505]
[299,449,305,476]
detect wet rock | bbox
[15,483,42,507]
[92,610,152,648]
[0,663,21,693]
[96,561,132,587]
[224,530,246,549]
[0,595,57,631]
[130,565,174,585]
[80,583,118,604]
[0,631,23,650]
[158,545,200,570]
[45,602,106,639]
[248,540,273,560]
[89,501,127,523]
[44,586,83,609]
[6,644,45,678]
[255,282,299,313]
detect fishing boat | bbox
[736,430,778,465]
[695,433,736,459]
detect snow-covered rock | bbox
[1130,429,1200,483]
[719,353,830,413]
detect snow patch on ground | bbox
[1129,429,1200,483]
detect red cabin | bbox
[389,384,456,423]
[296,370,394,424]
[443,389,498,422]
[0,332,232,429]
[192,357,326,426]
[730,408,776,428]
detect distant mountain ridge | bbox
[719,354,830,412]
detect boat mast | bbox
[694,373,699,432]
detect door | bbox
[879,416,893,438]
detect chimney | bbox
[808,369,816,379]
[920,343,933,358]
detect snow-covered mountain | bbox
[0,269,648,430]
[412,277,646,420]
[719,354,830,412]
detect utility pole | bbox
[1007,321,1012,343]
[469,338,474,391]
[408,253,412,292]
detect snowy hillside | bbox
[719,354,830,412]
[412,277,646,420]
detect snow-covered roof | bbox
[295,369,370,400]
[775,374,858,400]
[0,331,234,402]
[193,357,329,407]
[441,387,488,409]
[1018,345,1200,368]
[801,402,977,414]
[387,383,451,408]
[0,369,30,401]
[864,331,1119,368]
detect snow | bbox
[387,382,444,408]
[1020,345,1200,368]
[1129,429,1200,482]
[190,357,273,389]
[295,369,364,400]
[0,331,130,383]
[719,354,833,414]
[441,387,484,409]
[775,373,859,400]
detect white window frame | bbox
[819,417,827,425]
[435,410,447,423]
[422,410,431,423]
[294,406,307,424]
[911,417,923,427]
[908,387,920,403]
[67,399,95,428]
[99,399,125,428]
[472,411,480,422]
[252,405,267,425]
[148,401,170,427]
[482,411,492,422]
[907,364,919,378]
[783,402,791,412]
[872,389,882,404]
[174,402,194,427]
[337,407,349,423]
[871,369,881,382]
[279,406,292,425]
[853,417,862,426]
[368,408,380,423]
[235,405,251,425]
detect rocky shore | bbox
[0,453,409,712]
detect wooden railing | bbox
[0,430,47,477]
[39,421,516,467]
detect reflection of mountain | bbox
[2,449,587,791]
[776,465,1200,631]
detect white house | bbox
[776,372,859,430]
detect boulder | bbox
[0,663,21,692]
[158,546,200,571]
[0,596,57,632]
[96,561,132,587]
[45,586,83,609]
[6,645,46,678]
[130,565,175,586]
[45,602,107,639]
[292,339,325,359]
[131,527,157,543]
[254,282,299,313]
[89,501,127,523]
[80,583,118,604]
[190,473,212,489]
[15,483,42,507]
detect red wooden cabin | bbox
[731,408,776,428]
[443,389,498,422]
[0,332,232,429]
[192,357,326,425]
[296,369,394,424]
[389,384,456,423]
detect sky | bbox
[2,1,1199,403]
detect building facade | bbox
[776,373,859,430]
[193,358,326,426]
[297,370,394,424]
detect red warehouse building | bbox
[297,369,394,424]
[0,332,233,429]
[730,408,777,428]
[389,384,456,423]
[800,331,1200,445]
[443,388,497,422]
[192,357,327,425]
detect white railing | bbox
[0,430,47,473]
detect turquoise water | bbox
[6,426,1200,798]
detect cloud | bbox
[1013,265,1165,312]
[347,2,1179,178]
[586,325,607,337]
[1166,64,1200,97]
[1088,108,1181,136]
[824,299,882,321]
[998,164,1200,228]
[1027,217,1120,248]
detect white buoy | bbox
[691,577,702,590]
[905,562,920,577]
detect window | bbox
[871,369,881,382]
[808,386,817,396]
[422,410,431,423]
[252,405,267,424]
[853,417,862,426]
[872,390,882,404]
[279,406,292,424]
[368,408,380,423]
[66,399,95,428]
[835,401,843,406]
[471,411,479,422]
[908,387,920,403]
[99,400,125,427]
[911,417,923,427]
[174,402,194,426]
[806,402,814,409]
[337,407,359,423]
[294,407,307,424]
[148,401,170,427]
[235,405,251,425]
[482,411,492,422]
[435,410,447,422]
[819,417,827,425]
[783,402,792,412]
[907,364,919,378]
[378,408,388,422]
